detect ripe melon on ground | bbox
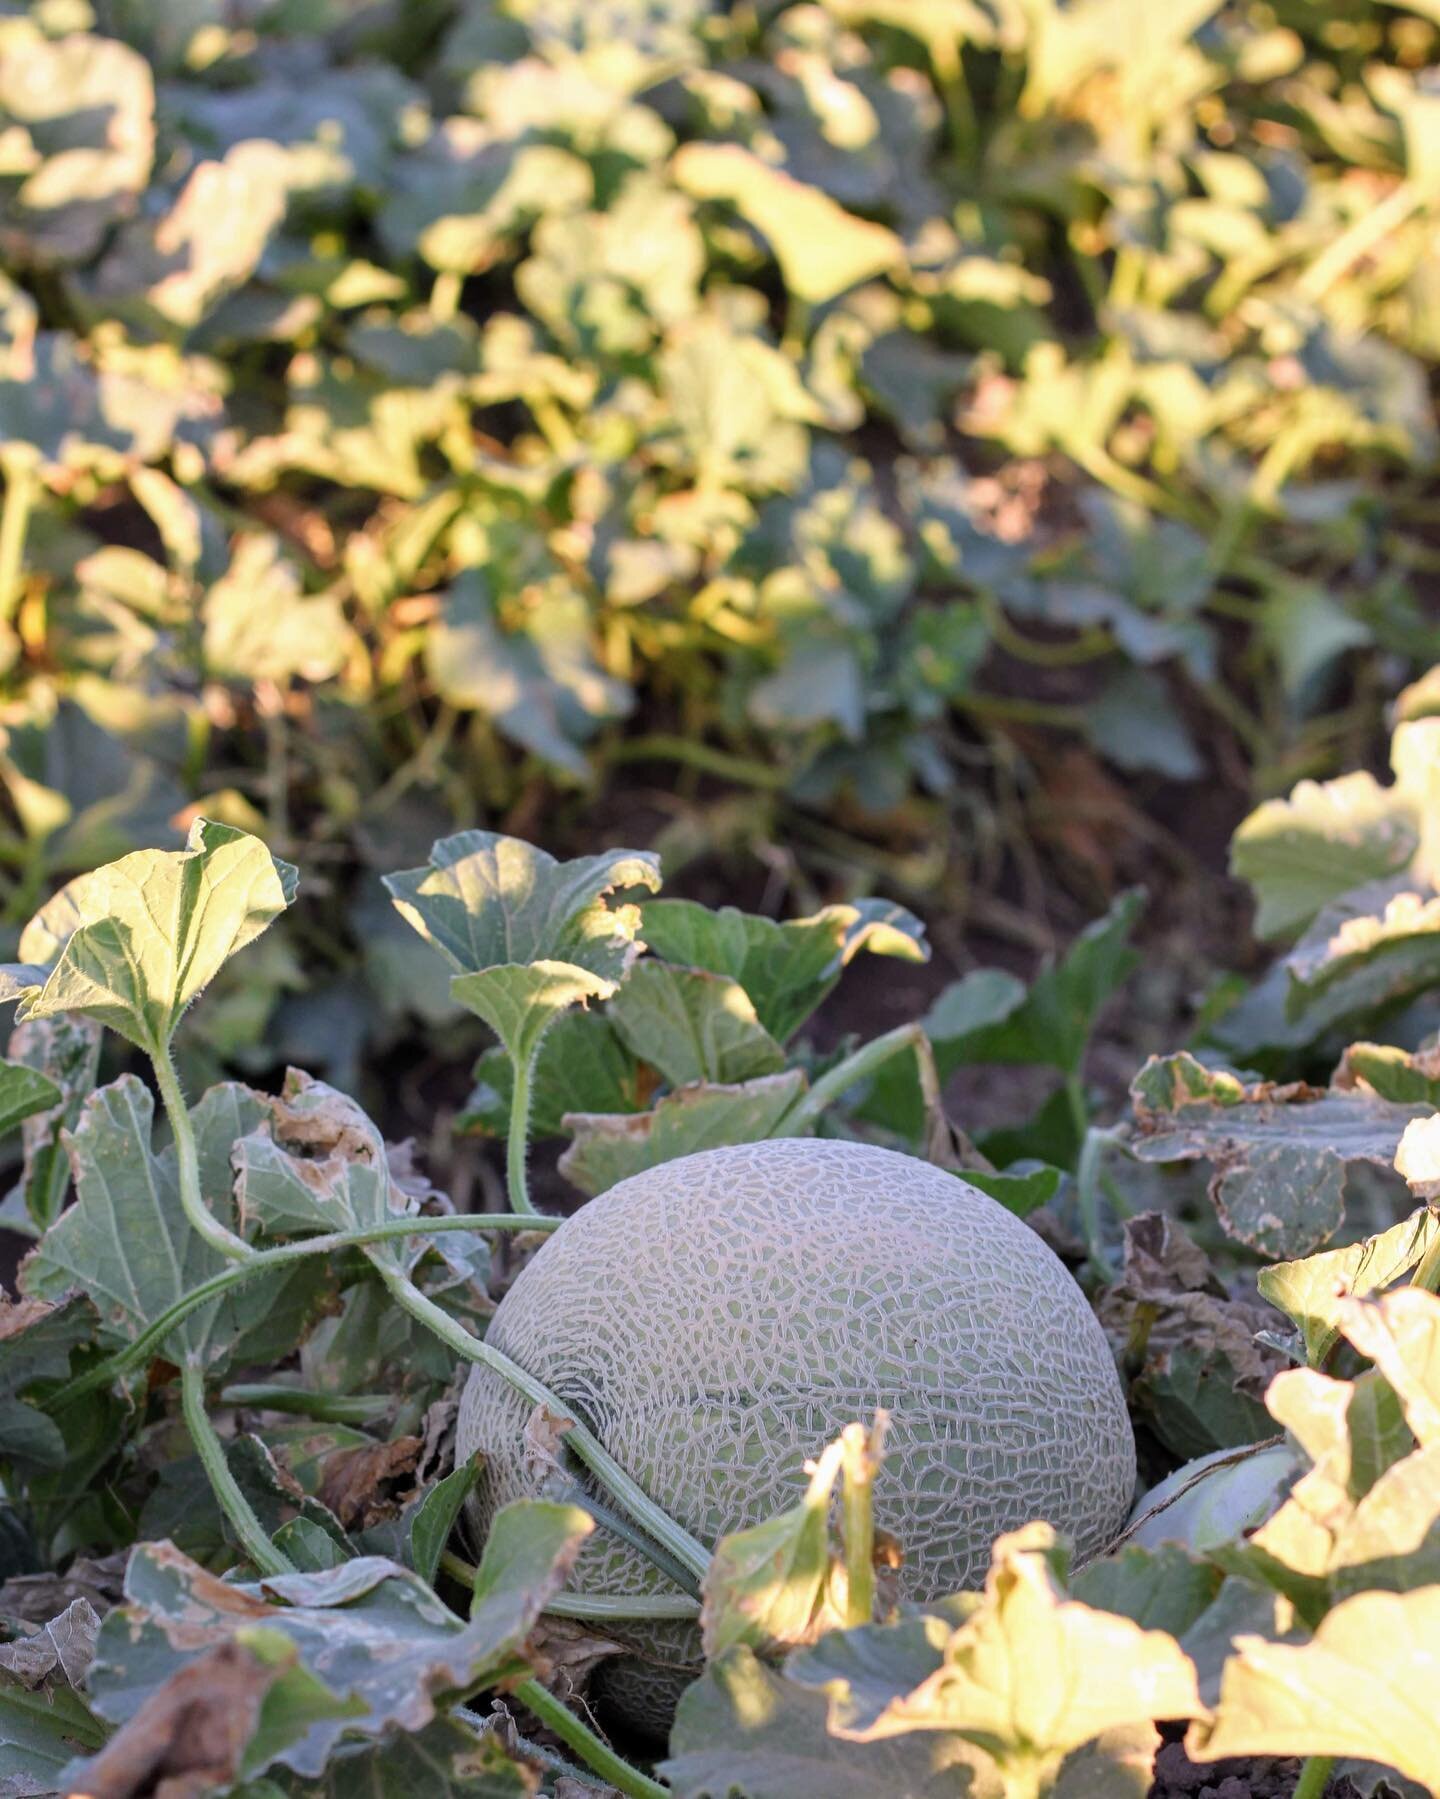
[458,1138,1136,1733]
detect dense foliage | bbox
[0,0,1438,1112]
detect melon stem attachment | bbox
[154,1049,255,1263]
[181,1362,294,1578]
[511,1678,668,1799]
[372,1260,712,1586]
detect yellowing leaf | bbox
[797,1523,1203,1795]
[671,144,902,304]
[1188,1585,1440,1789]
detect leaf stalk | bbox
[512,1677,669,1799]
[180,1361,294,1578]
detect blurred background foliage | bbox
[0,0,1438,1155]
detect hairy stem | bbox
[788,1022,938,1130]
[374,1261,712,1587]
[52,1212,561,1411]
[0,453,37,624]
[513,1678,668,1799]
[181,1362,294,1578]
[507,1048,538,1217]
[153,1050,254,1263]
[1292,1756,1334,1799]
[1412,1228,1440,1296]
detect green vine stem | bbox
[1291,1755,1334,1799]
[219,1384,391,1424]
[506,1047,538,1216]
[787,1021,943,1132]
[512,1677,669,1799]
[180,1361,295,1578]
[439,1552,702,1621]
[153,1049,254,1263]
[373,1260,712,1588]
[0,452,38,624]
[52,1212,563,1412]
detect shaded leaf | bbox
[608,962,787,1088]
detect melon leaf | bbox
[663,1644,998,1799]
[671,144,903,305]
[0,1292,97,1475]
[789,1522,1204,1792]
[241,1715,537,1796]
[1185,1586,1440,1790]
[1258,1207,1440,1367]
[608,962,786,1088]
[0,1061,60,1140]
[0,820,298,1063]
[384,832,661,1084]
[701,1435,847,1660]
[558,1069,807,1195]
[23,1077,326,1374]
[81,1503,591,1782]
[3,1014,102,1234]
[1129,1051,1427,1258]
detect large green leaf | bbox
[0,1293,96,1476]
[23,1077,325,1374]
[0,1671,107,1794]
[608,961,787,1087]
[1258,1208,1440,1367]
[257,1716,537,1797]
[789,1523,1202,1792]
[1129,1052,1426,1258]
[663,1645,996,1799]
[3,1014,102,1233]
[638,897,927,1043]
[385,831,660,1065]
[84,1501,591,1781]
[1187,1585,1440,1789]
[0,820,298,1060]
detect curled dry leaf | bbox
[64,1639,282,1799]
[0,1597,99,1689]
[318,1435,423,1530]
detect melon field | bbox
[3,1,1440,1796]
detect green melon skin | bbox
[457,1138,1136,1736]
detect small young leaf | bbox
[408,1453,481,1588]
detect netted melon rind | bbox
[458,1138,1135,1731]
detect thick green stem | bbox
[153,1050,254,1263]
[507,1049,538,1217]
[788,1022,939,1131]
[52,1212,561,1411]
[1292,1756,1334,1799]
[0,453,37,624]
[181,1362,294,1578]
[513,1678,668,1799]
[219,1384,390,1424]
[374,1262,711,1588]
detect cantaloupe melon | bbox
[458,1138,1135,1733]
